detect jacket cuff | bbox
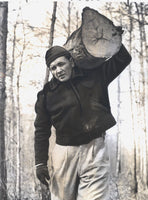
[35,163,46,168]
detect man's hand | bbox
[36,164,50,187]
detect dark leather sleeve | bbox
[34,90,52,165]
[101,44,132,85]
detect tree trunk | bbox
[76,11,79,30]
[127,1,137,194]
[135,2,148,192]
[67,1,71,37]
[10,20,17,178]
[0,2,8,200]
[42,2,57,200]
[44,2,57,85]
[16,15,26,200]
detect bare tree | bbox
[126,1,138,194]
[0,2,8,200]
[44,1,57,85]
[15,7,26,200]
[135,2,148,190]
[67,1,71,37]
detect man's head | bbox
[45,46,74,82]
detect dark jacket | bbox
[34,44,132,165]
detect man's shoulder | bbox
[36,81,52,98]
[43,78,59,92]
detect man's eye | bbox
[51,66,56,71]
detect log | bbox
[64,7,123,69]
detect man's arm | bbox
[101,44,132,85]
[34,90,51,187]
[34,90,51,165]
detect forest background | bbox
[0,0,148,199]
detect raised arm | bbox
[101,44,132,85]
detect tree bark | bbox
[16,15,26,200]
[128,1,138,194]
[0,2,8,200]
[67,1,71,37]
[44,2,57,85]
[42,2,57,200]
[135,2,147,190]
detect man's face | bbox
[49,56,73,82]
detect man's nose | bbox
[56,66,62,73]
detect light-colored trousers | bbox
[48,137,110,200]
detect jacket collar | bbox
[49,67,85,90]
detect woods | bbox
[0,1,148,199]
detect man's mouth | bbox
[58,74,65,79]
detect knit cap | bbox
[45,46,71,68]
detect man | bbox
[34,44,131,200]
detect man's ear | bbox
[69,57,75,68]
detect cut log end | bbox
[64,7,123,69]
[82,7,122,58]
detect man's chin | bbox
[58,76,69,82]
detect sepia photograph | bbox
[0,0,148,199]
